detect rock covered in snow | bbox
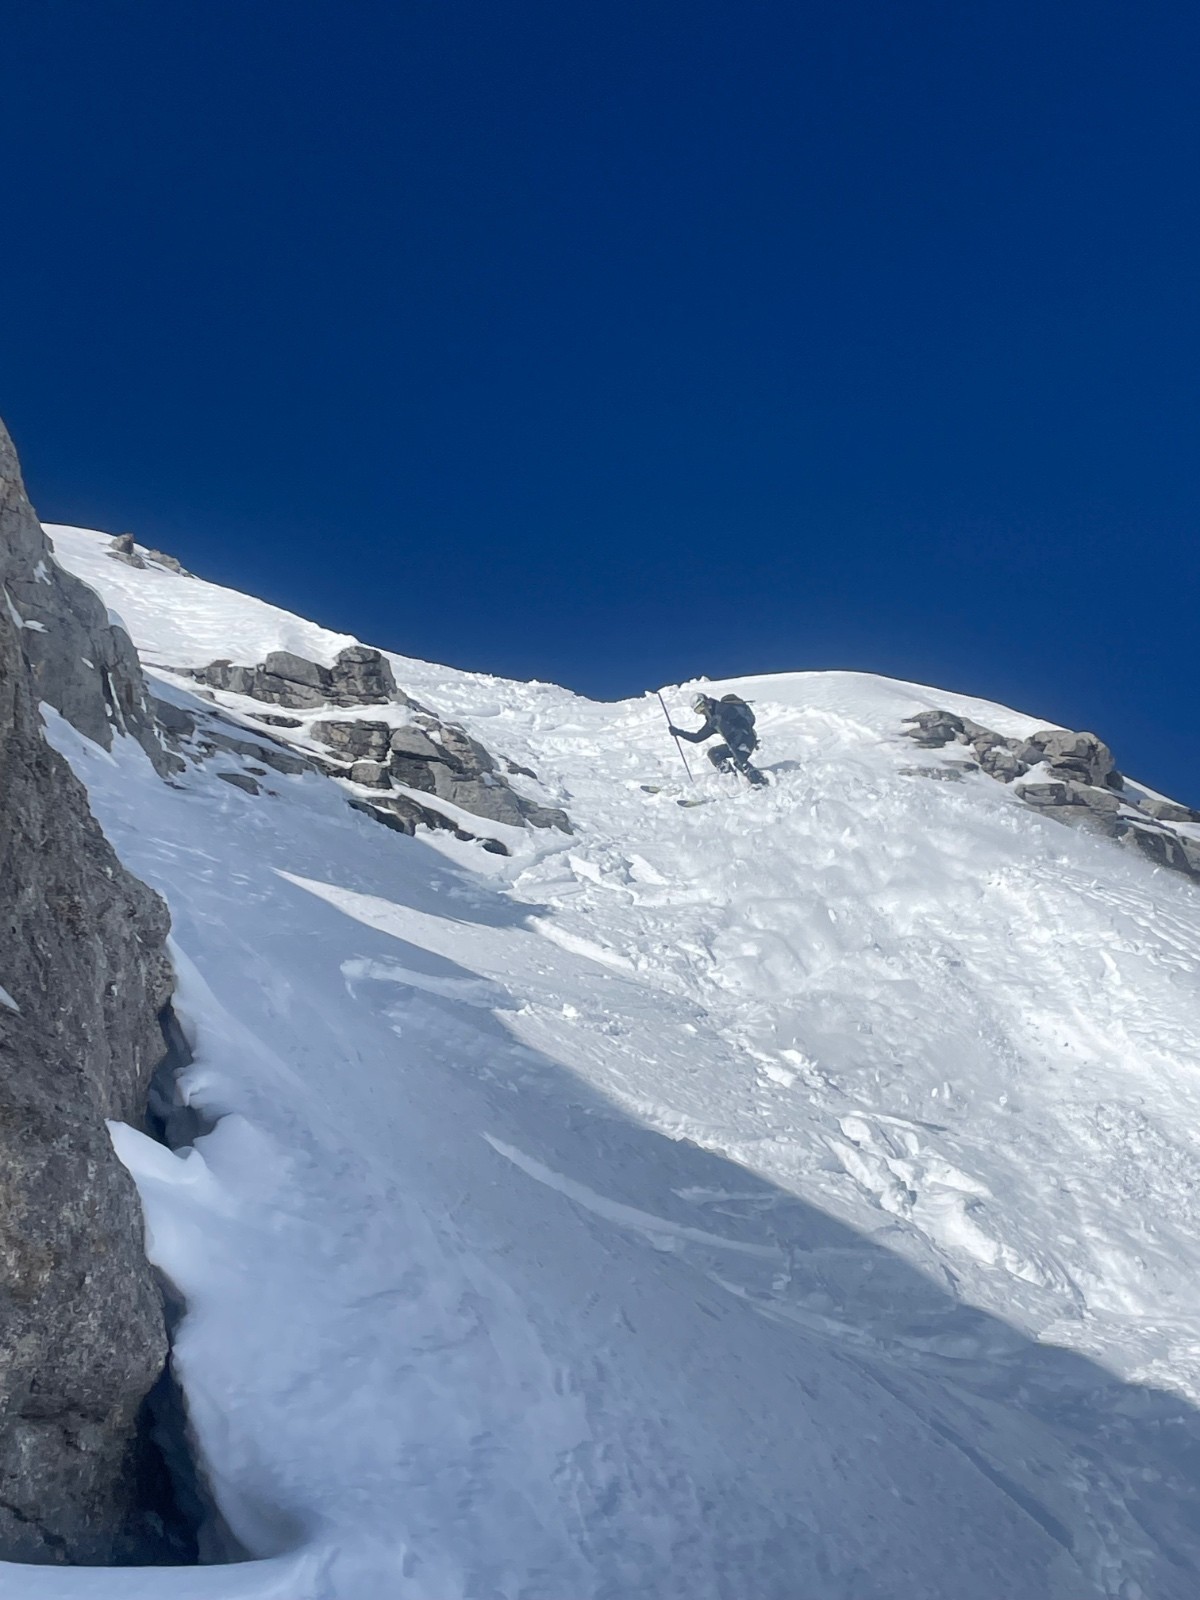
[313,719,395,761]
[303,709,571,834]
[106,533,191,576]
[350,758,391,788]
[188,645,400,709]
[1016,727,1120,789]
[902,706,1197,879]
[0,439,175,776]
[106,531,146,568]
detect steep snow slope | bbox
[10,524,1200,1598]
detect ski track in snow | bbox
[8,523,1200,1597]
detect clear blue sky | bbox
[4,2,1198,798]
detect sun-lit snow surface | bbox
[11,524,1200,1598]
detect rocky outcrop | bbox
[901,707,1200,883]
[188,646,399,709]
[0,420,190,1562]
[105,535,191,577]
[177,647,573,838]
[312,719,394,762]
[106,532,146,569]
[0,448,174,779]
[312,716,571,833]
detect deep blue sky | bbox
[4,2,1199,797]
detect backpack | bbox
[716,694,756,745]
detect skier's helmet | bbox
[692,693,712,713]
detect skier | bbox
[668,694,767,786]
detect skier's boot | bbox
[736,759,768,788]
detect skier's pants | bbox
[706,742,755,775]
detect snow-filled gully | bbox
[7,524,1200,1598]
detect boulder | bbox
[151,696,197,742]
[144,549,190,576]
[329,645,400,706]
[216,770,260,795]
[107,533,146,569]
[1139,797,1200,824]
[1066,784,1122,818]
[390,724,443,761]
[190,646,403,711]
[350,759,391,788]
[901,710,964,748]
[258,651,333,709]
[313,719,394,762]
[388,751,440,794]
[190,660,573,836]
[1123,824,1200,878]
[438,723,497,775]
[1018,729,1119,789]
[386,719,571,831]
[519,799,574,831]
[977,744,1026,782]
[1015,781,1074,808]
[192,660,259,697]
[430,768,528,827]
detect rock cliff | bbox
[0,421,186,1562]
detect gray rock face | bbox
[902,703,1197,883]
[261,651,329,706]
[348,794,511,855]
[311,715,572,835]
[189,646,401,711]
[186,649,571,837]
[901,710,967,748]
[350,759,391,788]
[313,719,394,761]
[199,728,308,776]
[0,421,187,1562]
[978,743,1025,782]
[144,549,189,576]
[107,533,146,569]
[1123,824,1198,875]
[1017,729,1120,790]
[329,644,397,705]
[215,770,261,794]
[1139,797,1200,825]
[0,431,173,778]
[390,723,443,761]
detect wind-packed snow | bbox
[11,524,1200,1597]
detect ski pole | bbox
[657,691,694,783]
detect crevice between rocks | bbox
[133,1004,246,1566]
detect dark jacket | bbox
[674,696,757,754]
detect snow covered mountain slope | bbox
[11,524,1200,1598]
